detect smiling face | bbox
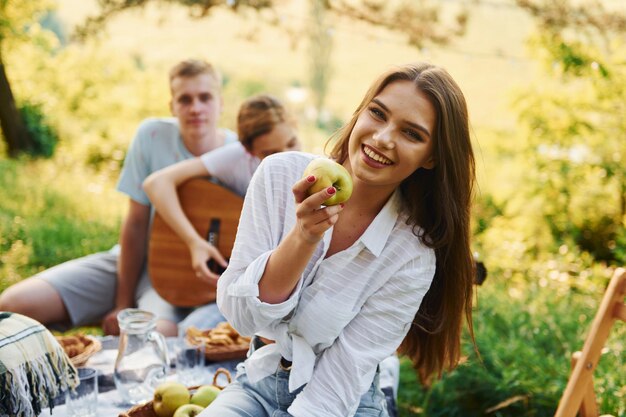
[347,80,436,195]
[170,73,222,142]
[249,122,300,160]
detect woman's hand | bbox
[188,239,228,284]
[257,174,345,304]
[292,175,345,244]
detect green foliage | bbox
[39,10,68,46]
[18,101,58,158]
[472,194,504,236]
[616,226,626,265]
[0,159,123,293]
[6,37,167,174]
[232,78,269,99]
[397,269,626,416]
[506,0,626,264]
[0,0,55,45]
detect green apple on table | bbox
[173,403,204,417]
[302,158,353,206]
[153,381,191,417]
[190,384,221,407]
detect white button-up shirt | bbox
[217,152,436,417]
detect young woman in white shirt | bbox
[145,92,404,413]
[145,93,403,413]
[203,62,477,417]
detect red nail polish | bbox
[307,175,316,183]
[339,203,345,208]
[327,187,336,195]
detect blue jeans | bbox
[199,361,389,417]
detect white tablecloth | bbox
[40,389,128,417]
[39,336,240,417]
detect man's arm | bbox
[101,199,151,335]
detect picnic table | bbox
[39,336,241,417]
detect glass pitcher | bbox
[113,308,169,405]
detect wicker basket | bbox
[119,368,232,417]
[55,334,102,367]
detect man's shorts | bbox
[37,250,191,326]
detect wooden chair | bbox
[554,267,626,417]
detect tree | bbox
[0,0,62,157]
[75,0,469,122]
[514,0,626,262]
[0,0,48,157]
[308,0,333,126]
[76,0,468,48]
[0,50,33,157]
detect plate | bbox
[186,322,251,362]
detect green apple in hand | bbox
[190,385,221,407]
[302,158,353,206]
[153,381,190,417]
[173,404,204,417]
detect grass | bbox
[398,278,626,416]
[0,158,123,291]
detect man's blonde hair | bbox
[168,59,222,89]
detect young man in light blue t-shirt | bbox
[0,59,236,337]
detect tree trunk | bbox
[620,172,626,221]
[308,0,333,126]
[0,58,33,157]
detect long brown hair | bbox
[327,62,476,380]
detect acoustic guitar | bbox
[148,178,243,307]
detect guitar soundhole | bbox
[206,218,227,274]
[207,258,228,275]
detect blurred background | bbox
[0,0,624,415]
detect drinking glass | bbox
[66,367,98,417]
[175,329,206,386]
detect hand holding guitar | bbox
[189,238,228,284]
